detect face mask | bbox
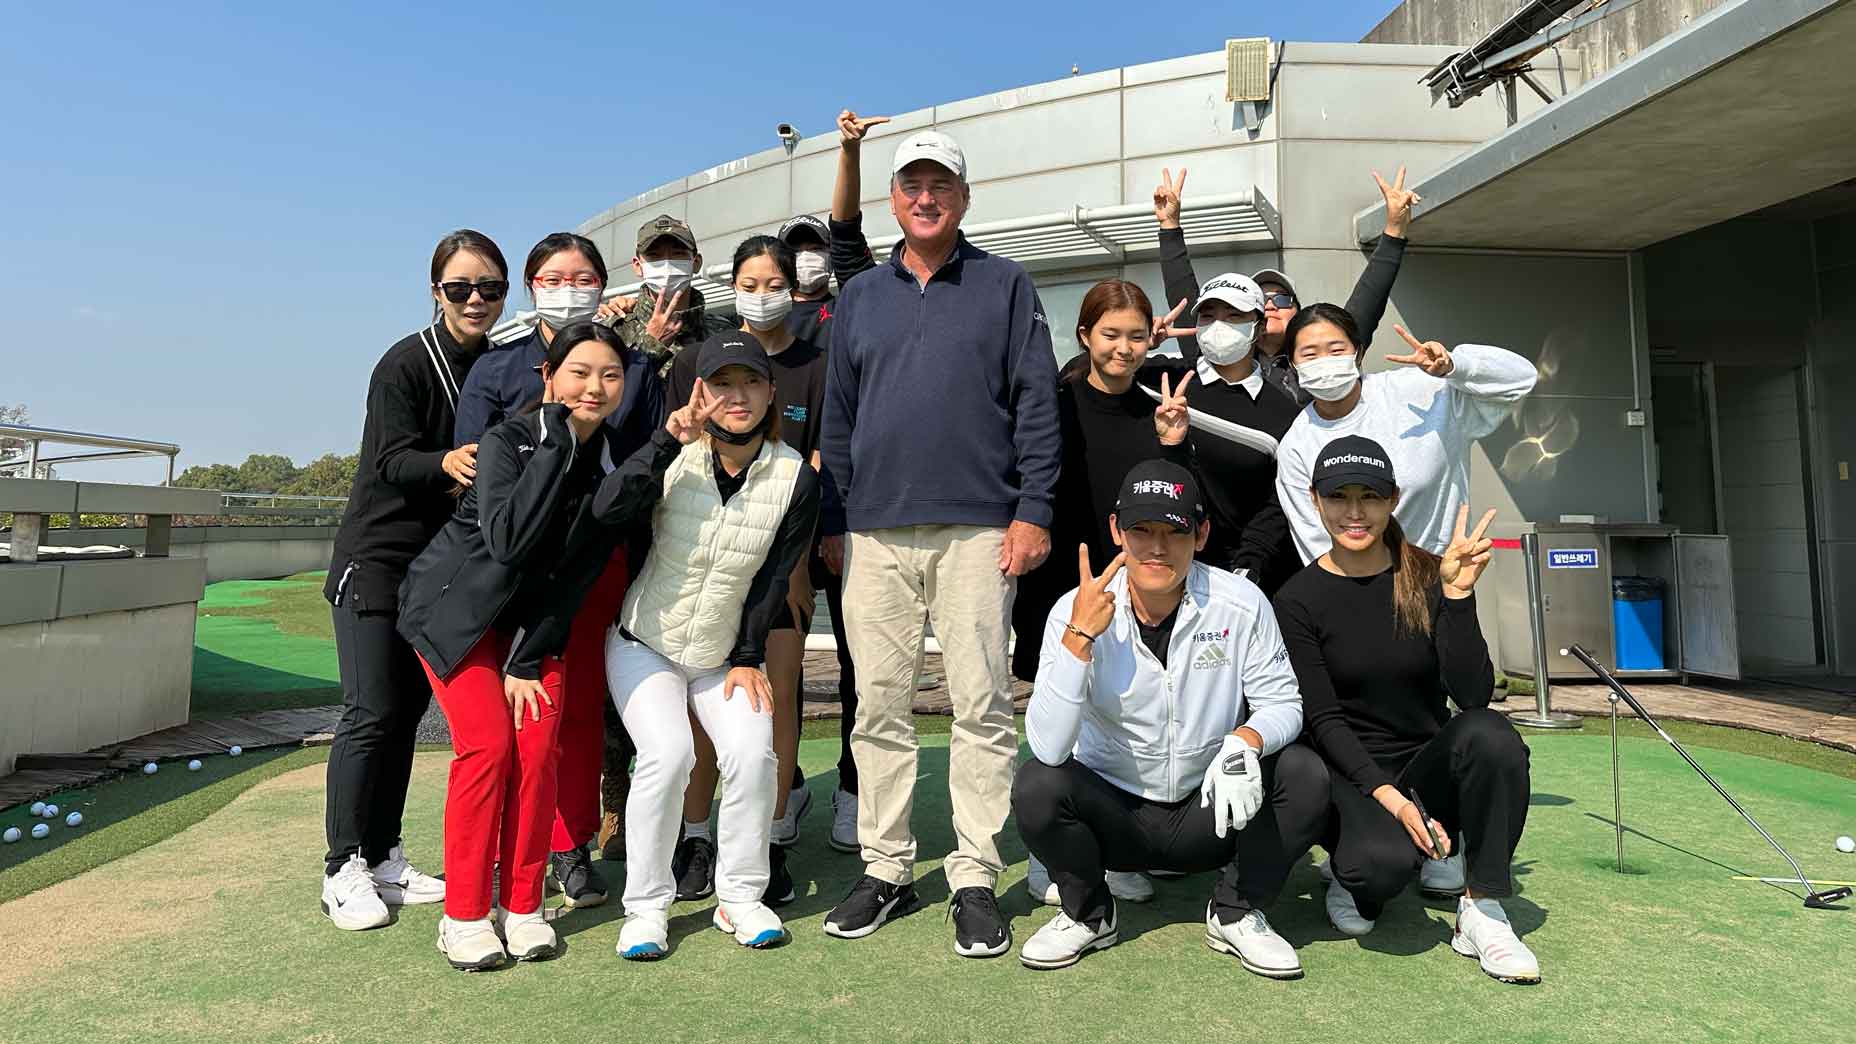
[794,250,830,293]
[1195,319,1255,365]
[706,408,771,445]
[735,289,793,331]
[533,285,601,329]
[1296,354,1361,401]
[641,258,695,294]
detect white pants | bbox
[605,632,775,914]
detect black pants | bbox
[1013,745,1329,926]
[815,555,859,795]
[1301,707,1531,920]
[323,603,432,874]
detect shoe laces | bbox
[948,888,1003,933]
[1238,909,1270,935]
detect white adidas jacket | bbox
[1027,561,1303,803]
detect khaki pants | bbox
[845,525,1017,891]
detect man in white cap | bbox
[820,126,1060,958]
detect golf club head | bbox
[1804,886,1851,909]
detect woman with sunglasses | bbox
[320,229,507,931]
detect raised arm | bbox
[1153,167,1202,360]
[829,110,883,288]
[1342,167,1419,350]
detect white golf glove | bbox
[1200,734,1263,838]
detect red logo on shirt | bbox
[817,304,832,322]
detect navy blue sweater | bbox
[453,326,665,460]
[821,236,1060,530]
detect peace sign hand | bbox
[666,379,726,445]
[1154,370,1193,446]
[1151,297,1195,346]
[1440,504,1497,598]
[837,110,890,147]
[1153,167,1187,230]
[1373,165,1422,238]
[1387,324,1454,377]
[1068,545,1127,643]
[645,285,687,344]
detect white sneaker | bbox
[1204,904,1303,979]
[1325,876,1376,937]
[1420,851,1467,898]
[829,788,859,853]
[435,916,507,971]
[1453,896,1541,984]
[1028,856,1155,906]
[1019,905,1118,970]
[771,783,813,847]
[617,910,669,961]
[495,906,560,962]
[714,901,788,949]
[321,854,389,931]
[371,845,445,905]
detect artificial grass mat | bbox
[192,573,340,716]
[3,730,1854,1044]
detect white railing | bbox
[0,424,181,484]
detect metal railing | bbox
[0,424,181,484]
[217,492,348,521]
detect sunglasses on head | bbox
[436,280,509,304]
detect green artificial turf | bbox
[192,573,341,715]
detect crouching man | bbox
[1012,460,1327,975]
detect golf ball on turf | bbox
[143,762,158,774]
[1837,835,1855,854]
[30,824,48,840]
[65,812,82,828]
[29,802,45,817]
[43,804,58,818]
[229,745,243,757]
[3,827,19,844]
[188,759,202,771]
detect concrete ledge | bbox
[0,477,78,514]
[73,482,220,516]
[50,557,207,620]
[0,565,62,626]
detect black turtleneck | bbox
[1055,376,1194,571]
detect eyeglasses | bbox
[435,280,508,303]
[1261,293,1296,310]
[532,273,604,289]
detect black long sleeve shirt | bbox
[1272,565,1494,795]
[1053,377,1193,571]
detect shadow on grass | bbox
[191,647,342,717]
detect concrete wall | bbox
[1363,0,1732,82]
[77,525,337,584]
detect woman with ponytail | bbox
[1270,435,1542,986]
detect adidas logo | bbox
[1192,644,1230,670]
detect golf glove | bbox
[1200,735,1263,838]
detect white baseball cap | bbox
[891,130,968,181]
[1195,273,1265,315]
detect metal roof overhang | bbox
[1353,0,1856,251]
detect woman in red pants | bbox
[398,322,659,970]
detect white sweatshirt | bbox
[1275,344,1537,561]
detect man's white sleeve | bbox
[1446,343,1538,439]
[1026,591,1091,766]
[1237,598,1303,755]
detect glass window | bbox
[1034,280,1095,367]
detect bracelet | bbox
[1064,623,1099,643]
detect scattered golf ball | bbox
[43,804,58,818]
[143,761,158,775]
[188,759,202,771]
[3,827,20,844]
[30,824,49,840]
[229,745,243,757]
[65,812,82,828]
[1837,835,1855,854]
[29,802,45,817]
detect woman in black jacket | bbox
[320,229,508,932]
[397,323,649,972]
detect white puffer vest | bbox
[620,438,805,670]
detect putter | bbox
[1565,643,1852,910]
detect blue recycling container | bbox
[1612,576,1665,671]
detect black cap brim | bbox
[1313,473,1396,498]
[1115,506,1195,533]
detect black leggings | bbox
[1296,707,1531,920]
[1013,745,1329,926]
[323,603,430,874]
[815,554,859,795]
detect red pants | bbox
[551,547,629,852]
[420,634,564,922]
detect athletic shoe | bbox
[1204,904,1303,979]
[714,901,789,948]
[616,910,669,961]
[764,844,797,907]
[1452,896,1541,984]
[598,811,625,863]
[494,906,560,961]
[1420,850,1467,899]
[948,887,1011,958]
[549,843,609,909]
[672,835,716,901]
[1324,875,1376,937]
[1026,856,1154,906]
[1019,905,1118,970]
[322,854,390,931]
[371,845,445,906]
[822,875,922,939]
[771,782,813,847]
[436,915,507,972]
[828,788,859,853]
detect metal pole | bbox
[1512,530,1582,729]
[27,438,39,479]
[1611,693,1624,873]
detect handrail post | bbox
[1512,529,1583,730]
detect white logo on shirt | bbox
[1193,644,1231,670]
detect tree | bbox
[175,462,241,491]
[233,454,301,494]
[279,453,358,498]
[0,403,51,479]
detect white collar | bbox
[1195,355,1265,399]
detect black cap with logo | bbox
[1311,435,1397,497]
[694,331,772,381]
[1113,460,1205,533]
[778,214,831,247]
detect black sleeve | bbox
[1157,226,1203,363]
[475,406,579,566]
[665,349,696,420]
[1435,591,1495,712]
[729,465,822,667]
[592,427,683,529]
[1341,233,1407,351]
[828,214,876,289]
[1276,591,1397,796]
[1231,489,1292,583]
[370,364,451,489]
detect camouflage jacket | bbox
[615,283,734,376]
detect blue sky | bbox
[3,1,1392,482]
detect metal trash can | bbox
[1611,575,1666,671]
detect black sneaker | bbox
[672,836,715,901]
[548,843,608,909]
[948,886,1010,958]
[822,875,921,939]
[763,844,797,907]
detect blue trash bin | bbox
[1612,576,1665,671]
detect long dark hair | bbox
[1386,515,1442,637]
[520,322,629,414]
[1281,302,1361,361]
[523,233,608,297]
[732,235,797,287]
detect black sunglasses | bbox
[1261,292,1296,309]
[436,280,509,303]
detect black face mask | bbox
[706,410,770,445]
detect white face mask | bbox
[1195,319,1255,365]
[794,250,830,293]
[641,258,695,294]
[735,289,793,331]
[1296,354,1361,401]
[533,285,601,329]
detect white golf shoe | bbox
[617,910,670,961]
[1027,855,1154,905]
[436,916,507,972]
[1323,873,1376,937]
[321,854,389,931]
[828,788,859,853]
[1204,904,1303,979]
[371,845,446,905]
[1452,896,1541,984]
[495,906,560,961]
[1420,851,1467,898]
[771,783,813,847]
[1019,905,1118,970]
[715,901,788,949]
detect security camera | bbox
[776,123,800,150]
